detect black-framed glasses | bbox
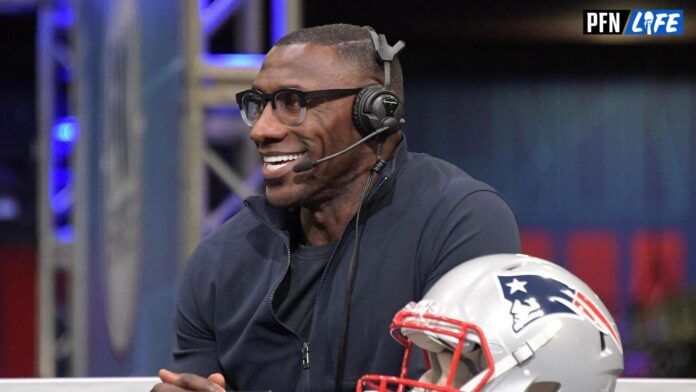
[235,88,362,127]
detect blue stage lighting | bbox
[53,3,74,29]
[55,225,74,244]
[52,117,79,143]
[205,54,265,69]
[271,0,287,44]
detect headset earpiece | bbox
[352,28,405,137]
[352,85,403,137]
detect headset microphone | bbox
[316,27,404,392]
[292,120,403,173]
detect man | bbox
[153,23,519,392]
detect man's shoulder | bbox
[200,206,258,246]
[185,204,266,268]
[401,151,497,199]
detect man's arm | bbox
[154,246,227,391]
[419,189,521,292]
[171,245,224,375]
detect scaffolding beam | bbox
[181,0,302,259]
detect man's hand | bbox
[150,369,226,392]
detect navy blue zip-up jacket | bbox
[172,139,520,391]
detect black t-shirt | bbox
[273,240,337,341]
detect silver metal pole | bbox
[203,147,255,198]
[238,0,263,52]
[36,2,56,377]
[286,0,303,33]
[201,0,242,40]
[70,8,88,374]
[181,0,205,262]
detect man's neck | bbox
[298,134,401,246]
[299,173,369,246]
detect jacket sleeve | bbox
[418,189,521,293]
[171,245,223,376]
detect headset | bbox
[334,27,406,392]
[351,27,406,138]
[293,27,405,174]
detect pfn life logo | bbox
[583,10,684,35]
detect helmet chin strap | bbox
[460,320,563,392]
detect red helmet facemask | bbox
[357,308,496,392]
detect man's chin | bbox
[266,197,300,209]
[265,187,303,209]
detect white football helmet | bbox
[357,254,623,392]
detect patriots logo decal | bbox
[497,274,622,352]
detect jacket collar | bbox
[245,134,408,232]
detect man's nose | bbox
[248,103,287,145]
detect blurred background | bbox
[0,0,695,379]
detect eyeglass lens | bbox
[240,90,307,127]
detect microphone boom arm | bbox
[293,125,393,173]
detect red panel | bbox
[629,230,686,308]
[566,230,619,314]
[0,246,36,377]
[520,228,554,261]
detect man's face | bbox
[249,44,375,208]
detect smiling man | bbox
[153,24,520,392]
[247,42,387,230]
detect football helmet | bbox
[357,254,623,392]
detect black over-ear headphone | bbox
[351,27,406,137]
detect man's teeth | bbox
[263,153,304,164]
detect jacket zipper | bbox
[301,342,310,368]
[250,174,392,373]
[302,226,349,369]
[249,213,308,363]
[302,174,391,370]
[373,175,389,194]
[254,215,335,371]
[265,238,295,326]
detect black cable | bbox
[334,143,384,391]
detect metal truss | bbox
[34,0,76,377]
[181,0,302,259]
[0,0,76,378]
[30,0,302,377]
